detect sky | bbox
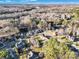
[0,0,79,4]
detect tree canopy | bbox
[0,49,8,59]
[42,38,77,59]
